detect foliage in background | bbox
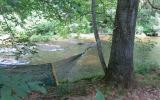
[134,39,158,75]
[69,17,91,33]
[30,22,56,35]
[0,0,160,40]
[0,70,47,100]
[14,32,29,43]
[0,0,117,43]
[137,0,160,35]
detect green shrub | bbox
[0,70,47,100]
[14,32,30,43]
[69,17,91,34]
[31,22,56,35]
[137,9,160,35]
[55,24,69,38]
[134,39,158,75]
[29,34,51,42]
[29,21,70,39]
[135,62,159,75]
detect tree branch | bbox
[91,0,108,75]
[147,0,160,10]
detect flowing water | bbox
[0,40,91,66]
[0,36,160,66]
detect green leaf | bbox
[96,89,105,100]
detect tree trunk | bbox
[91,0,108,76]
[107,0,139,88]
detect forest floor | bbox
[29,76,160,100]
[28,35,160,100]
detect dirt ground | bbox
[28,78,160,100]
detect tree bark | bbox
[107,0,139,88]
[91,0,108,76]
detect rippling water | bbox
[36,44,64,51]
[0,58,30,65]
[0,48,16,53]
[0,41,86,65]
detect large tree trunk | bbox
[107,0,139,87]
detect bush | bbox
[29,34,51,42]
[135,61,159,75]
[31,22,56,35]
[14,32,30,43]
[55,24,69,38]
[69,17,91,33]
[29,21,70,39]
[137,9,160,35]
[134,39,158,75]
